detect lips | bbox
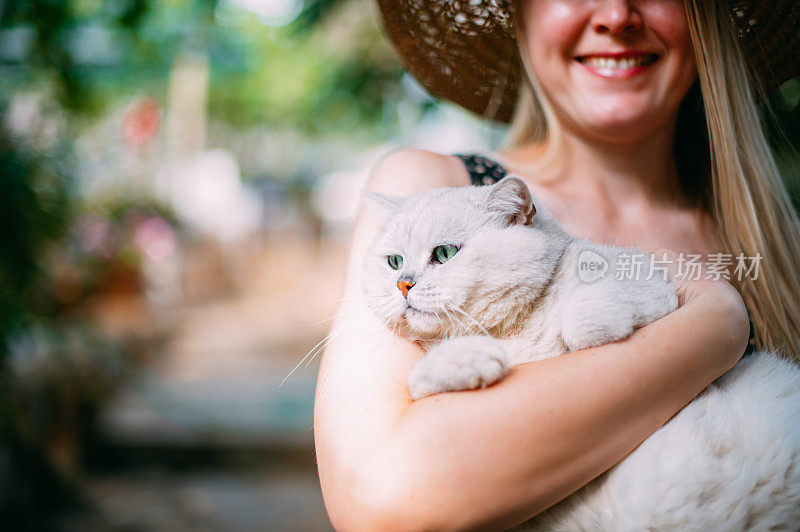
[575,52,660,78]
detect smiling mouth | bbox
[575,53,660,78]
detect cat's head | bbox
[363,176,565,341]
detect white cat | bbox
[363,176,800,530]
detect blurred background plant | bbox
[0,0,797,530]
[0,0,151,522]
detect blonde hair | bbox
[508,0,800,360]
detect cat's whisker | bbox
[433,308,445,328]
[332,293,390,304]
[303,327,346,369]
[317,322,383,402]
[316,346,345,402]
[306,304,372,327]
[440,306,463,338]
[307,313,345,327]
[310,321,362,390]
[305,297,391,330]
[443,307,464,338]
[281,329,342,388]
[451,304,490,336]
[444,304,465,335]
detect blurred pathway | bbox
[71,236,347,530]
[64,463,331,531]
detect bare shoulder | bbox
[367,148,471,198]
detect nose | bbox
[397,279,415,298]
[591,0,643,35]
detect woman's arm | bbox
[314,149,750,531]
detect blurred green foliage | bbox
[0,0,401,519]
[767,79,800,207]
[0,125,71,359]
[0,0,148,522]
[1,0,403,133]
[0,0,150,112]
[207,1,402,135]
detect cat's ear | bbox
[362,189,404,220]
[487,176,536,226]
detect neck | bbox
[533,117,685,209]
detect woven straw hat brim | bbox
[377,0,800,123]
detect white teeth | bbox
[582,56,651,69]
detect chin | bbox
[583,112,667,142]
[401,308,444,341]
[580,98,671,137]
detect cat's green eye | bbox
[433,244,460,264]
[387,254,403,270]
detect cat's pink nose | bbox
[397,280,415,298]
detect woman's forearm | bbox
[375,289,747,530]
[317,287,748,531]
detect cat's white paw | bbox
[408,335,508,400]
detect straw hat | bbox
[376,1,800,123]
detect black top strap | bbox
[454,153,508,186]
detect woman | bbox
[315,1,800,529]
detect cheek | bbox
[645,2,695,59]
[522,1,587,64]
[646,2,697,93]
[363,262,402,310]
[441,255,484,301]
[415,265,464,309]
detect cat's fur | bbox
[363,177,800,530]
